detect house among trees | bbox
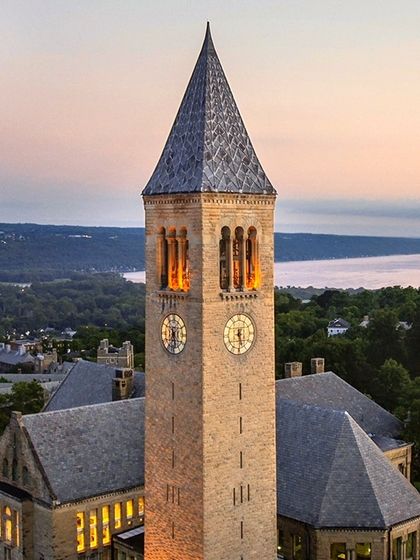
[327,318,351,337]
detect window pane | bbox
[138,496,145,516]
[293,534,303,560]
[126,499,134,520]
[356,543,371,560]
[407,532,416,560]
[76,512,85,552]
[392,537,403,560]
[89,509,98,548]
[331,543,346,560]
[102,505,110,545]
[114,502,122,529]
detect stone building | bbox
[276,372,420,560]
[97,340,134,369]
[0,400,145,559]
[142,22,277,560]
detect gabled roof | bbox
[23,399,144,503]
[43,360,145,412]
[328,318,351,329]
[143,24,275,196]
[277,372,401,437]
[276,398,420,528]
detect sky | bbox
[1,0,420,236]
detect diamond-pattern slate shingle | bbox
[23,399,144,503]
[143,24,275,196]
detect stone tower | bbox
[143,24,277,560]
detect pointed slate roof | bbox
[276,398,420,528]
[143,24,275,196]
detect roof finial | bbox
[202,21,214,54]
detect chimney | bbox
[112,368,134,401]
[99,339,109,350]
[284,362,303,378]
[0,343,4,351]
[5,344,11,353]
[311,357,325,374]
[18,345,26,356]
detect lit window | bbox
[246,227,260,289]
[15,510,20,548]
[138,496,144,516]
[76,512,85,552]
[4,506,12,543]
[89,509,98,548]
[102,505,110,545]
[126,499,134,520]
[407,532,416,560]
[331,543,346,560]
[157,227,190,292]
[356,543,372,560]
[114,502,122,529]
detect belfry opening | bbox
[157,227,190,292]
[219,226,260,291]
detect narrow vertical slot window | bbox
[172,450,175,468]
[247,484,250,501]
[114,502,122,529]
[233,488,236,506]
[172,416,175,434]
[102,506,110,545]
[240,521,244,540]
[239,416,243,434]
[126,499,134,520]
[76,512,85,552]
[89,509,98,549]
[240,451,243,469]
[172,522,175,539]
[177,488,180,505]
[240,485,243,503]
[239,383,242,400]
[171,382,175,400]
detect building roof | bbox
[23,398,145,503]
[328,318,351,329]
[276,398,420,528]
[277,372,401,437]
[43,360,145,412]
[0,349,34,366]
[143,24,275,197]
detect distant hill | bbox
[1,223,420,282]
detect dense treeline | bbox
[1,275,420,482]
[2,222,420,281]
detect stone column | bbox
[177,236,186,291]
[240,237,247,291]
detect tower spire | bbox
[143,25,275,196]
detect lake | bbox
[123,253,420,290]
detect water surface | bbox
[124,254,420,290]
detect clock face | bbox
[161,313,187,354]
[224,314,255,355]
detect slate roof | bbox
[43,360,145,412]
[328,318,351,329]
[277,372,402,437]
[0,349,34,365]
[277,398,420,528]
[23,398,145,503]
[143,24,275,196]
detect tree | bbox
[371,359,411,413]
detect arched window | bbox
[219,227,231,290]
[4,506,12,543]
[22,466,30,487]
[2,458,8,478]
[246,227,260,289]
[157,227,190,292]
[233,227,245,290]
[157,227,168,289]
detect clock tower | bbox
[143,24,277,560]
